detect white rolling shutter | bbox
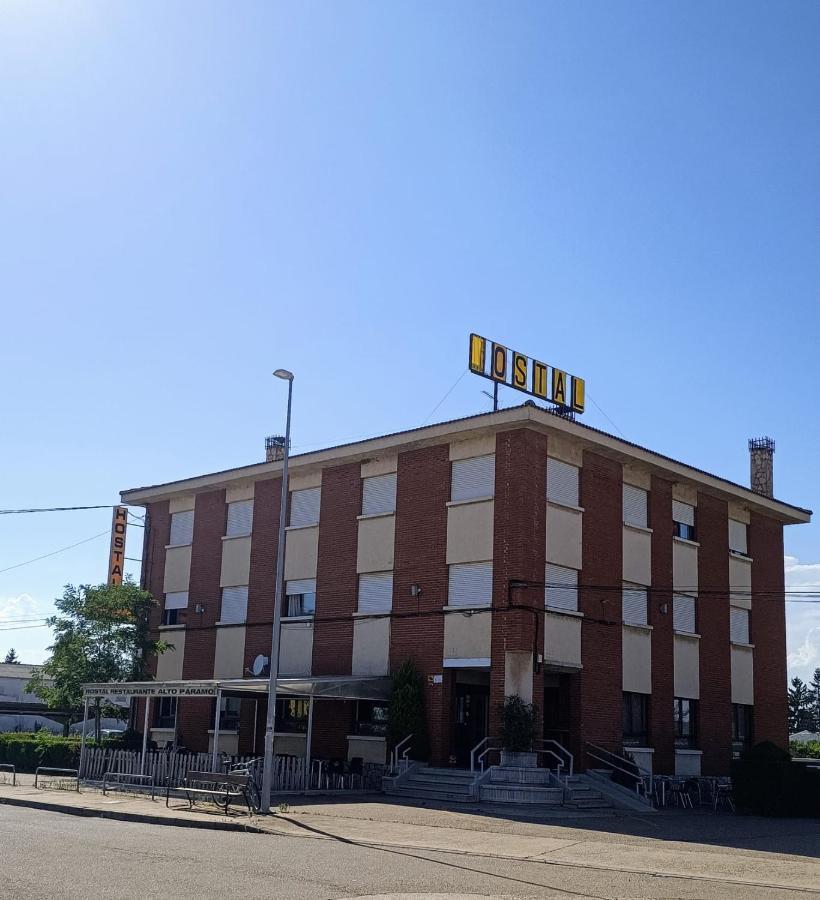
[362,473,397,516]
[220,586,248,624]
[169,510,194,546]
[545,563,578,612]
[290,487,321,527]
[164,591,188,610]
[730,607,750,644]
[357,573,393,613]
[729,519,748,555]
[622,586,648,626]
[546,458,579,507]
[226,500,253,537]
[623,485,648,528]
[672,501,695,527]
[448,562,493,608]
[286,578,316,616]
[673,594,696,633]
[451,456,495,502]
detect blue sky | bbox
[1,1,818,681]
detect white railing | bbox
[585,742,650,799]
[470,737,568,785]
[390,734,414,775]
[540,739,573,777]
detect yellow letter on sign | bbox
[551,368,567,406]
[469,333,486,374]
[512,352,528,391]
[490,343,507,382]
[108,506,128,585]
[571,376,585,413]
[532,361,548,399]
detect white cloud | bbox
[0,593,40,623]
[785,556,820,683]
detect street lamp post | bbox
[260,368,294,814]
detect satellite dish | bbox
[251,654,269,677]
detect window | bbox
[545,563,578,612]
[220,585,248,624]
[285,579,316,617]
[155,697,177,729]
[354,701,388,736]
[673,594,696,633]
[358,573,393,613]
[448,562,493,608]
[217,696,241,731]
[547,458,579,507]
[732,704,753,753]
[729,519,748,556]
[451,455,495,502]
[622,692,649,746]
[290,487,321,527]
[672,501,695,542]
[623,484,648,528]
[730,606,750,644]
[275,697,309,732]
[362,473,397,516]
[163,591,187,626]
[674,697,698,748]
[226,500,253,537]
[622,585,648,626]
[169,510,194,546]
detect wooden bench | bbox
[167,770,253,816]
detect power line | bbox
[586,392,627,439]
[421,368,469,426]
[0,530,109,576]
[0,506,117,515]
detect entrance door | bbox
[543,674,571,748]
[452,682,489,768]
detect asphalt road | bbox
[0,805,814,900]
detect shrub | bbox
[388,660,429,761]
[500,695,537,752]
[791,740,820,760]
[0,732,133,772]
[732,741,820,817]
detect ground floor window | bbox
[673,697,698,748]
[217,697,241,731]
[353,701,388,736]
[732,703,753,754]
[275,697,309,733]
[155,697,177,729]
[622,692,649,746]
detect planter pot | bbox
[500,750,538,768]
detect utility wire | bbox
[0,530,109,576]
[421,368,469,426]
[586,392,627,439]
[0,506,117,515]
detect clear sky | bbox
[1,1,818,682]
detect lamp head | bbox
[273,369,294,381]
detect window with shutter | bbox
[728,519,748,555]
[169,510,194,546]
[220,586,248,624]
[623,485,648,528]
[730,607,750,644]
[362,473,397,516]
[622,585,648,626]
[672,501,696,541]
[448,562,493,608]
[290,487,321,527]
[546,458,580,507]
[545,563,578,612]
[357,573,393,613]
[226,500,253,537]
[164,591,188,610]
[285,579,316,617]
[673,594,696,633]
[451,456,495,502]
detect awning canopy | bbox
[82,675,392,702]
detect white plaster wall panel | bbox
[284,526,319,581]
[352,617,391,676]
[226,482,255,504]
[727,501,750,524]
[220,536,252,587]
[674,634,700,699]
[731,645,754,705]
[213,626,246,679]
[672,483,698,506]
[279,622,314,676]
[289,469,322,491]
[504,650,533,703]
[347,737,387,764]
[623,526,652,586]
[444,610,492,660]
[629,748,654,775]
[545,433,583,466]
[169,495,196,514]
[622,626,651,694]
[675,752,702,777]
[361,456,398,478]
[446,500,494,565]
[208,733,239,755]
[545,504,583,570]
[673,539,698,594]
[357,515,396,574]
[273,734,307,756]
[622,465,651,491]
[163,546,192,594]
[544,612,582,669]
[449,434,497,461]
[156,629,185,681]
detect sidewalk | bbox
[1,776,818,893]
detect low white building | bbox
[0,663,62,733]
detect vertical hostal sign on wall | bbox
[107,505,128,585]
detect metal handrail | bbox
[103,771,156,800]
[34,767,79,791]
[473,740,567,785]
[539,739,573,777]
[391,734,414,774]
[0,763,16,786]
[470,736,494,772]
[585,742,649,797]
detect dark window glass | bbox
[218,697,241,731]
[162,608,179,626]
[275,697,310,733]
[673,698,698,748]
[732,704,753,753]
[673,521,696,542]
[284,591,316,617]
[155,697,177,729]
[354,701,388,736]
[622,692,649,746]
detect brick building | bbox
[123,405,810,776]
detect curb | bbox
[0,793,269,834]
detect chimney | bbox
[748,437,775,497]
[265,435,287,462]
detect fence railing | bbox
[0,763,16,786]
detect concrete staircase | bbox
[479,766,563,806]
[561,775,613,810]
[386,767,479,804]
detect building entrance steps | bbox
[386,767,479,804]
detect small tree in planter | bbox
[388,659,429,761]
[500,695,538,768]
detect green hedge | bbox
[0,732,132,773]
[732,741,820,817]
[791,740,820,760]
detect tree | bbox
[811,668,820,732]
[26,579,168,741]
[3,648,20,664]
[788,676,813,733]
[388,659,429,761]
